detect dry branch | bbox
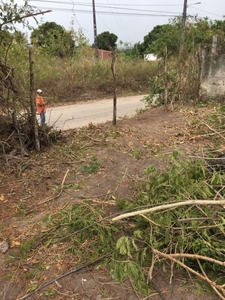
[153,248,225,298]
[178,217,220,222]
[18,252,111,300]
[166,252,225,267]
[37,169,69,206]
[112,199,225,221]
[197,259,225,300]
[204,123,225,141]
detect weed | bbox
[43,288,56,297]
[194,280,215,297]
[49,185,58,192]
[5,273,13,280]
[80,155,101,173]
[21,270,36,280]
[135,107,146,115]
[20,238,35,258]
[27,281,38,292]
[64,182,84,190]
[5,252,19,264]
[15,203,28,216]
[131,149,141,159]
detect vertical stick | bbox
[111,50,117,126]
[29,47,40,151]
[196,44,202,103]
[164,46,168,109]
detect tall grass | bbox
[9,46,159,105]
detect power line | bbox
[29,1,182,14]
[192,6,223,18]
[30,0,182,6]
[30,7,180,17]
[105,0,127,39]
[29,0,224,19]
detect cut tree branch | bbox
[112,199,225,221]
[166,252,225,267]
[153,248,225,297]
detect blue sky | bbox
[17,0,225,45]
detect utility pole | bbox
[179,0,188,57]
[92,0,99,61]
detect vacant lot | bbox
[0,102,220,300]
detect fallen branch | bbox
[204,123,225,141]
[112,199,225,221]
[197,259,225,300]
[165,252,225,267]
[83,133,102,143]
[18,252,112,300]
[37,169,69,206]
[152,248,225,297]
[178,217,220,222]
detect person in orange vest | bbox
[36,89,46,125]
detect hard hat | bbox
[37,89,42,93]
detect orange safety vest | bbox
[36,94,46,114]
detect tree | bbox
[0,0,36,113]
[95,31,118,50]
[185,17,225,50]
[31,22,75,57]
[137,17,225,59]
[138,24,180,58]
[118,41,142,59]
[0,0,51,153]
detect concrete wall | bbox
[201,37,225,101]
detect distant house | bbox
[85,48,112,60]
[144,53,158,61]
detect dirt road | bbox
[46,94,147,130]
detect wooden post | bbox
[111,50,117,126]
[196,44,202,102]
[164,46,168,109]
[29,47,40,151]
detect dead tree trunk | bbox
[29,47,40,151]
[111,50,117,126]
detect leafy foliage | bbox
[138,24,180,57]
[95,31,118,50]
[28,201,120,261]
[135,16,225,58]
[0,0,35,119]
[142,53,199,107]
[30,22,75,57]
[0,0,35,31]
[112,151,225,295]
